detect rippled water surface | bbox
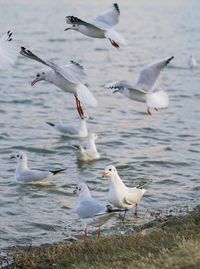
[1,0,200,250]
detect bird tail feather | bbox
[77,84,97,107]
[146,90,169,109]
[105,29,127,47]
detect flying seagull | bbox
[65,3,127,48]
[20,47,97,118]
[105,56,174,115]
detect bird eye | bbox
[73,24,76,27]
[79,188,81,191]
[109,168,112,171]
[36,74,40,78]
[16,154,19,158]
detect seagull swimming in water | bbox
[46,115,89,138]
[0,30,19,69]
[102,165,146,216]
[20,47,97,118]
[65,3,127,48]
[10,152,66,184]
[72,133,100,161]
[105,56,174,115]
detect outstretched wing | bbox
[135,56,174,92]
[93,3,120,29]
[66,16,101,31]
[0,30,19,69]
[20,47,86,84]
[105,81,146,94]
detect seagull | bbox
[102,165,146,216]
[46,115,89,138]
[73,183,122,238]
[105,56,174,115]
[0,30,19,69]
[65,3,127,48]
[20,47,97,118]
[72,133,100,161]
[188,55,198,69]
[10,152,66,184]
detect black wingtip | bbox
[51,168,66,175]
[166,56,174,65]
[70,60,84,69]
[46,122,55,127]
[113,3,120,14]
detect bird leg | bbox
[97,226,101,239]
[147,107,152,116]
[109,39,119,48]
[75,95,84,118]
[134,204,138,216]
[119,209,128,221]
[83,228,88,240]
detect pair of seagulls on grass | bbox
[10,152,65,184]
[74,165,146,238]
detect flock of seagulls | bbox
[1,2,198,238]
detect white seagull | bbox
[10,152,66,184]
[73,183,120,238]
[65,3,127,48]
[72,133,100,161]
[102,165,146,216]
[105,56,174,115]
[46,115,89,138]
[188,55,198,69]
[0,30,19,69]
[20,47,97,118]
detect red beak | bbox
[102,171,109,178]
[31,79,39,86]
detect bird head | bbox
[102,165,117,178]
[65,23,79,32]
[31,71,46,86]
[10,152,27,163]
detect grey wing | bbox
[66,16,101,31]
[56,124,79,134]
[105,81,146,94]
[20,47,86,84]
[47,60,87,84]
[135,56,174,92]
[77,199,106,218]
[92,3,120,29]
[17,169,51,183]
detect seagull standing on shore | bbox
[20,47,97,118]
[46,115,89,138]
[102,165,146,216]
[65,3,127,48]
[72,133,100,161]
[0,30,19,69]
[73,183,113,239]
[105,56,174,115]
[10,152,66,184]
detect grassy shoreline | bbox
[2,207,200,269]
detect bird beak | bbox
[64,27,71,31]
[10,154,16,159]
[73,189,78,195]
[113,89,120,94]
[31,78,40,86]
[102,171,109,178]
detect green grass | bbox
[10,207,200,269]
